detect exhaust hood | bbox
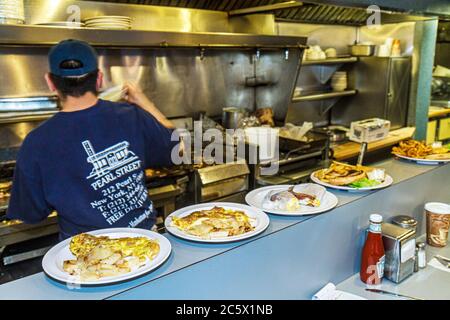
[83,0,445,23]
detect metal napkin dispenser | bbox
[382,223,416,283]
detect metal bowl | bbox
[349,44,375,56]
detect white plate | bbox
[245,184,338,216]
[84,15,131,20]
[310,171,393,192]
[165,202,270,243]
[36,22,84,28]
[394,153,450,165]
[42,228,171,286]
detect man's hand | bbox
[123,82,151,107]
[123,82,175,129]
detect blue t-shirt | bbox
[6,99,177,240]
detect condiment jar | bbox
[416,242,427,269]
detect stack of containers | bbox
[330,71,347,92]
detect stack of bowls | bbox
[84,16,132,30]
[331,71,347,92]
[0,0,24,24]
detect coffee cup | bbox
[425,202,450,247]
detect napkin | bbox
[312,282,366,300]
[99,84,125,102]
[428,258,450,273]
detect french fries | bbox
[392,140,450,160]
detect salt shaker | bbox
[416,242,427,269]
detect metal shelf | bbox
[302,57,358,66]
[0,110,58,124]
[0,24,307,48]
[292,90,357,102]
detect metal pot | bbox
[349,44,375,56]
[222,107,247,129]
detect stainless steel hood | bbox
[83,0,442,24]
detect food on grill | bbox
[63,233,160,281]
[262,184,323,212]
[171,206,255,238]
[0,181,11,199]
[392,140,450,160]
[255,108,275,127]
[314,161,385,187]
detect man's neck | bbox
[60,93,99,112]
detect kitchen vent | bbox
[84,0,374,26]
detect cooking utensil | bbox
[222,107,247,129]
[312,127,348,143]
[365,289,423,300]
[349,44,375,56]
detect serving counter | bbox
[0,158,449,300]
[337,242,450,300]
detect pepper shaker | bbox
[414,248,419,272]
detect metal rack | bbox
[292,90,357,102]
[302,56,358,66]
[0,25,307,48]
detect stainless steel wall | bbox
[277,22,357,126]
[0,46,301,119]
[24,0,231,33]
[277,21,419,128]
[24,0,277,35]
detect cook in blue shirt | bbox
[6,39,179,240]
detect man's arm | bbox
[123,82,175,129]
[123,82,185,156]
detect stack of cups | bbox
[331,71,347,92]
[0,0,25,24]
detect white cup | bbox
[377,44,390,57]
[325,48,337,58]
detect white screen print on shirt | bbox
[82,140,152,227]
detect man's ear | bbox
[96,70,103,91]
[45,73,57,92]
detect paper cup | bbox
[245,127,279,162]
[425,202,450,247]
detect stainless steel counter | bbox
[0,158,448,299]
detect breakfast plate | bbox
[42,228,171,287]
[245,184,338,216]
[164,202,270,243]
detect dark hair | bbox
[49,59,99,99]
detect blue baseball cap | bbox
[48,39,98,77]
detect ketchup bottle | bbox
[360,214,385,285]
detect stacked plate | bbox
[36,21,85,28]
[0,0,25,24]
[331,71,347,92]
[84,15,132,30]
